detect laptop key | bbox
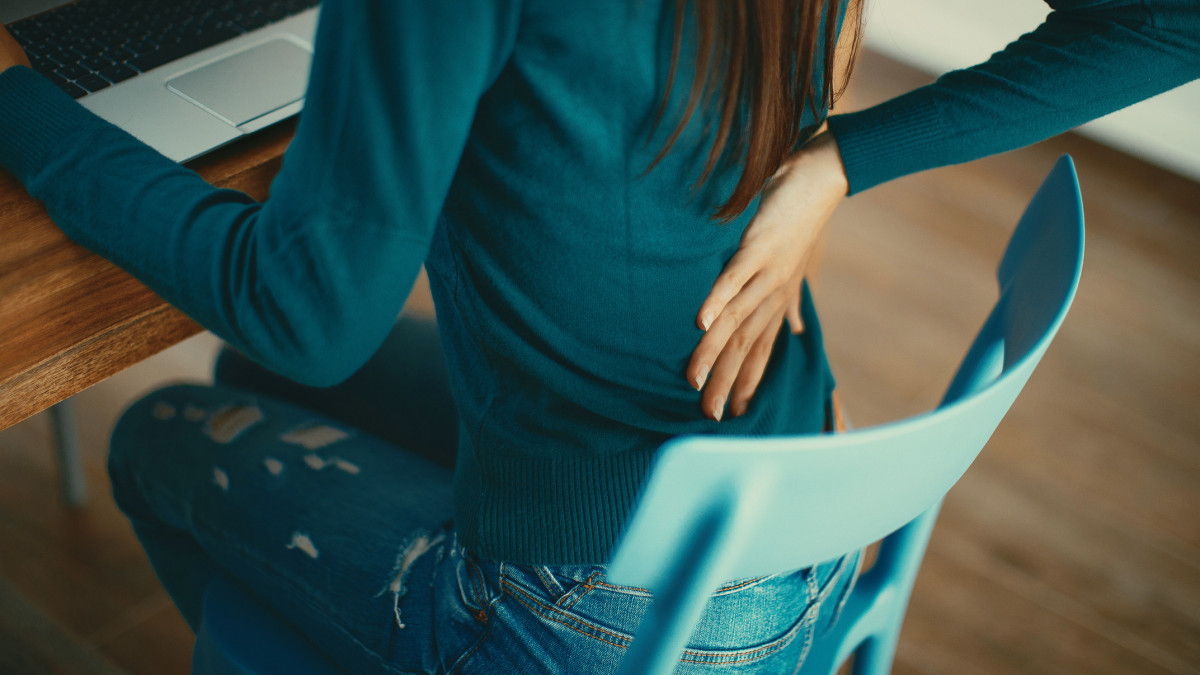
[8,21,49,45]
[47,50,80,67]
[55,80,89,99]
[98,64,139,85]
[103,46,138,64]
[10,0,320,92]
[56,64,89,81]
[129,37,161,55]
[76,74,112,93]
[129,26,241,73]
[42,71,70,87]
[263,4,294,22]
[129,47,178,73]
[82,55,116,71]
[235,12,271,32]
[30,61,53,75]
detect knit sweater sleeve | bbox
[826,0,1200,195]
[0,0,521,386]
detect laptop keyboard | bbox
[7,0,320,99]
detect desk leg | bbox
[49,400,87,508]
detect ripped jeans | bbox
[108,318,859,674]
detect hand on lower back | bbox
[688,131,849,421]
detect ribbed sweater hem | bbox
[453,431,656,565]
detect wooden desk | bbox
[0,120,296,431]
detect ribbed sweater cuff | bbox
[0,66,94,184]
[826,90,945,196]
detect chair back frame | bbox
[607,156,1085,675]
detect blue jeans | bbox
[108,319,859,674]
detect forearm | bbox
[0,0,520,386]
[827,0,1200,194]
[0,65,425,386]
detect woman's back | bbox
[428,0,834,563]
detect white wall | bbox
[860,0,1200,182]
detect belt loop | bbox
[534,566,566,598]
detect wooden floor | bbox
[1,50,1197,674]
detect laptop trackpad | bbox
[166,39,311,127]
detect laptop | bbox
[2,0,319,163]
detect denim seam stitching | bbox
[501,577,812,663]
[588,569,772,595]
[790,608,817,675]
[448,557,502,675]
[502,580,632,650]
[468,558,486,608]
[454,558,482,614]
[789,567,822,675]
[535,566,566,597]
[592,580,652,596]
[589,572,771,598]
[712,573,776,596]
[559,572,601,610]
[832,551,863,622]
[815,555,850,605]
[445,609,494,675]
[468,556,497,612]
[677,610,809,665]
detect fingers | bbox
[688,268,805,421]
[687,269,780,390]
[727,313,784,417]
[696,246,766,331]
[696,292,786,421]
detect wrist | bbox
[775,131,849,205]
[805,131,850,197]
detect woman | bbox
[1,1,1196,672]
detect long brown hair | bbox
[654,0,863,222]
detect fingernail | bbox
[731,400,746,417]
[712,397,725,421]
[693,365,709,390]
[701,312,713,331]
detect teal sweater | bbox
[1,0,1197,564]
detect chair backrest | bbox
[606,156,1085,675]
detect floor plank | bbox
[0,574,126,675]
[894,549,1178,675]
[94,602,192,675]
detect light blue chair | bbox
[608,155,1084,674]
[191,156,1085,674]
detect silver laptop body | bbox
[3,0,318,163]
